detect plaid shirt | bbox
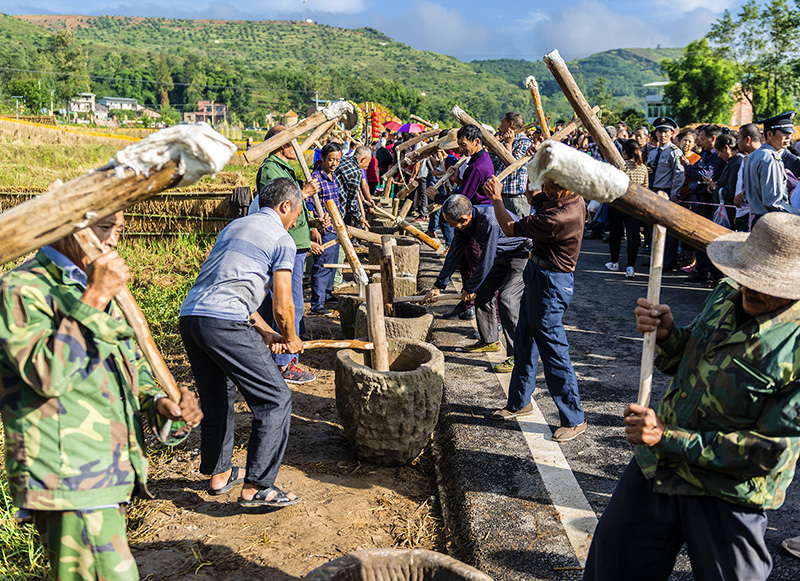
[310,168,341,233]
[490,133,532,196]
[334,155,364,222]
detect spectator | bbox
[490,111,533,217]
[605,140,648,278]
[733,123,762,232]
[647,117,685,271]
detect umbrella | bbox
[383,120,402,131]
[397,123,425,133]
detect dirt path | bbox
[131,290,443,580]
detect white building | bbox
[98,96,138,111]
[644,81,672,123]
[69,92,96,113]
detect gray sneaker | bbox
[782,536,800,558]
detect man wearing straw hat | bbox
[583,212,800,581]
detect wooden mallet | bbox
[638,223,667,408]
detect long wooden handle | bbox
[303,339,374,350]
[394,293,461,303]
[451,106,515,167]
[429,156,468,193]
[372,205,442,253]
[526,77,551,139]
[290,139,325,219]
[72,229,182,403]
[325,199,369,286]
[637,224,667,408]
[347,225,382,244]
[244,110,328,164]
[543,49,624,169]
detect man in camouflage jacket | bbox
[583,212,800,581]
[0,211,202,581]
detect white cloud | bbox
[528,1,672,59]
[307,0,366,14]
[515,10,549,29]
[383,0,493,58]
[655,0,737,13]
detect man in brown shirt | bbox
[483,176,588,441]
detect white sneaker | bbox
[604,262,619,272]
[625,267,635,278]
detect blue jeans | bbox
[583,461,771,581]
[506,261,584,427]
[179,316,292,488]
[310,231,339,310]
[258,250,306,367]
[427,208,454,246]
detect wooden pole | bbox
[290,139,325,218]
[323,263,381,271]
[347,225,382,244]
[365,282,390,372]
[397,198,415,222]
[394,293,461,303]
[0,159,182,266]
[450,105,515,167]
[542,49,624,169]
[303,339,374,350]
[325,199,369,289]
[638,224,667,409]
[380,235,396,317]
[422,203,442,216]
[73,228,182,403]
[245,110,331,165]
[524,76,551,139]
[395,128,440,154]
[395,179,419,201]
[410,114,435,128]
[404,136,446,164]
[427,156,468,195]
[529,141,730,250]
[298,119,337,154]
[549,106,600,142]
[371,204,443,253]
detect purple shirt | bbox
[436,148,494,205]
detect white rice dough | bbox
[527,141,630,202]
[322,101,355,120]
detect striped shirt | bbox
[490,133,533,196]
[334,156,364,222]
[310,168,341,232]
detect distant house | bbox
[644,81,753,126]
[69,92,96,114]
[283,110,298,127]
[98,96,138,111]
[644,82,672,124]
[136,104,161,119]
[183,100,227,124]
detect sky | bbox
[3,0,749,61]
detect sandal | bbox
[239,486,301,508]
[208,467,244,496]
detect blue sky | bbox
[4,0,747,60]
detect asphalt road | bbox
[419,237,800,580]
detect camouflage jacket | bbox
[0,249,190,511]
[636,278,800,509]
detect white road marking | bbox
[493,368,598,566]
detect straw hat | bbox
[707,212,800,299]
[440,128,459,150]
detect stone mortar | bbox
[334,339,445,466]
[354,301,433,343]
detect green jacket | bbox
[636,278,800,509]
[256,154,312,251]
[0,251,190,511]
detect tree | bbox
[42,31,90,105]
[661,39,737,125]
[707,0,800,119]
[156,51,174,107]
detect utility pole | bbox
[303,0,307,21]
[12,96,22,122]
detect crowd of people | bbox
[2,104,800,581]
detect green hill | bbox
[0,13,679,127]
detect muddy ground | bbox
[130,279,443,579]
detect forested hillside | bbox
[1,13,676,125]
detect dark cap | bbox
[653,117,678,131]
[763,111,796,134]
